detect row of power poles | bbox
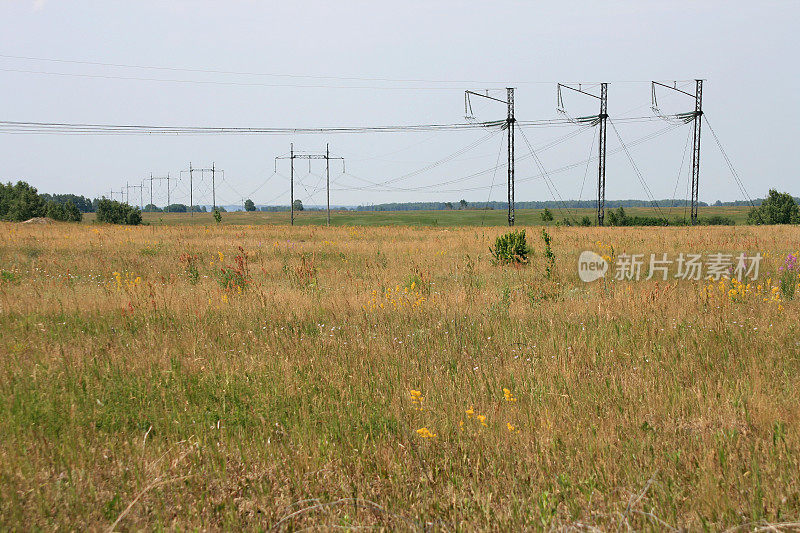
[469,80,704,227]
[103,80,704,227]
[107,163,222,214]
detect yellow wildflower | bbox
[416,427,436,439]
[503,388,517,402]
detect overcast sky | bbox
[0,1,797,208]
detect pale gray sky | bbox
[0,1,797,207]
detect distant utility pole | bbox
[147,173,171,211]
[652,79,703,224]
[126,183,144,210]
[557,82,608,226]
[181,163,220,214]
[275,145,345,226]
[189,163,193,216]
[465,87,515,226]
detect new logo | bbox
[578,251,608,282]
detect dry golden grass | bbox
[0,221,799,530]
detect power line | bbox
[356,122,684,195]
[608,119,666,220]
[0,115,677,137]
[703,115,754,207]
[0,118,505,135]
[0,53,700,87]
[517,124,572,219]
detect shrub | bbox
[697,215,735,226]
[218,247,251,292]
[490,229,530,264]
[747,189,800,225]
[46,201,67,221]
[126,209,142,225]
[541,228,555,278]
[63,200,83,222]
[96,199,142,225]
[606,207,626,226]
[0,181,46,221]
[540,208,553,222]
[213,209,222,224]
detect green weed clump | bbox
[490,229,530,264]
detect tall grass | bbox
[0,221,798,530]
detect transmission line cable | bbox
[669,127,693,216]
[517,124,573,218]
[703,116,754,207]
[608,119,667,220]
[481,132,507,227]
[578,127,598,202]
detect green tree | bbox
[96,199,142,225]
[747,189,800,225]
[607,207,628,226]
[293,199,304,212]
[0,181,46,221]
[540,208,554,222]
[459,199,468,210]
[244,199,256,212]
[64,200,83,222]
[46,201,67,221]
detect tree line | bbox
[1,181,83,222]
[0,181,143,225]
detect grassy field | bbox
[81,205,753,227]
[1,220,799,530]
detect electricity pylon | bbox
[557,82,608,226]
[275,144,345,226]
[652,79,703,224]
[465,88,515,226]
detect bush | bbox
[697,215,735,226]
[540,208,553,222]
[606,207,627,226]
[126,209,142,225]
[96,199,142,225]
[65,201,82,221]
[40,193,94,213]
[0,181,46,221]
[46,201,67,221]
[490,229,530,264]
[747,189,800,225]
